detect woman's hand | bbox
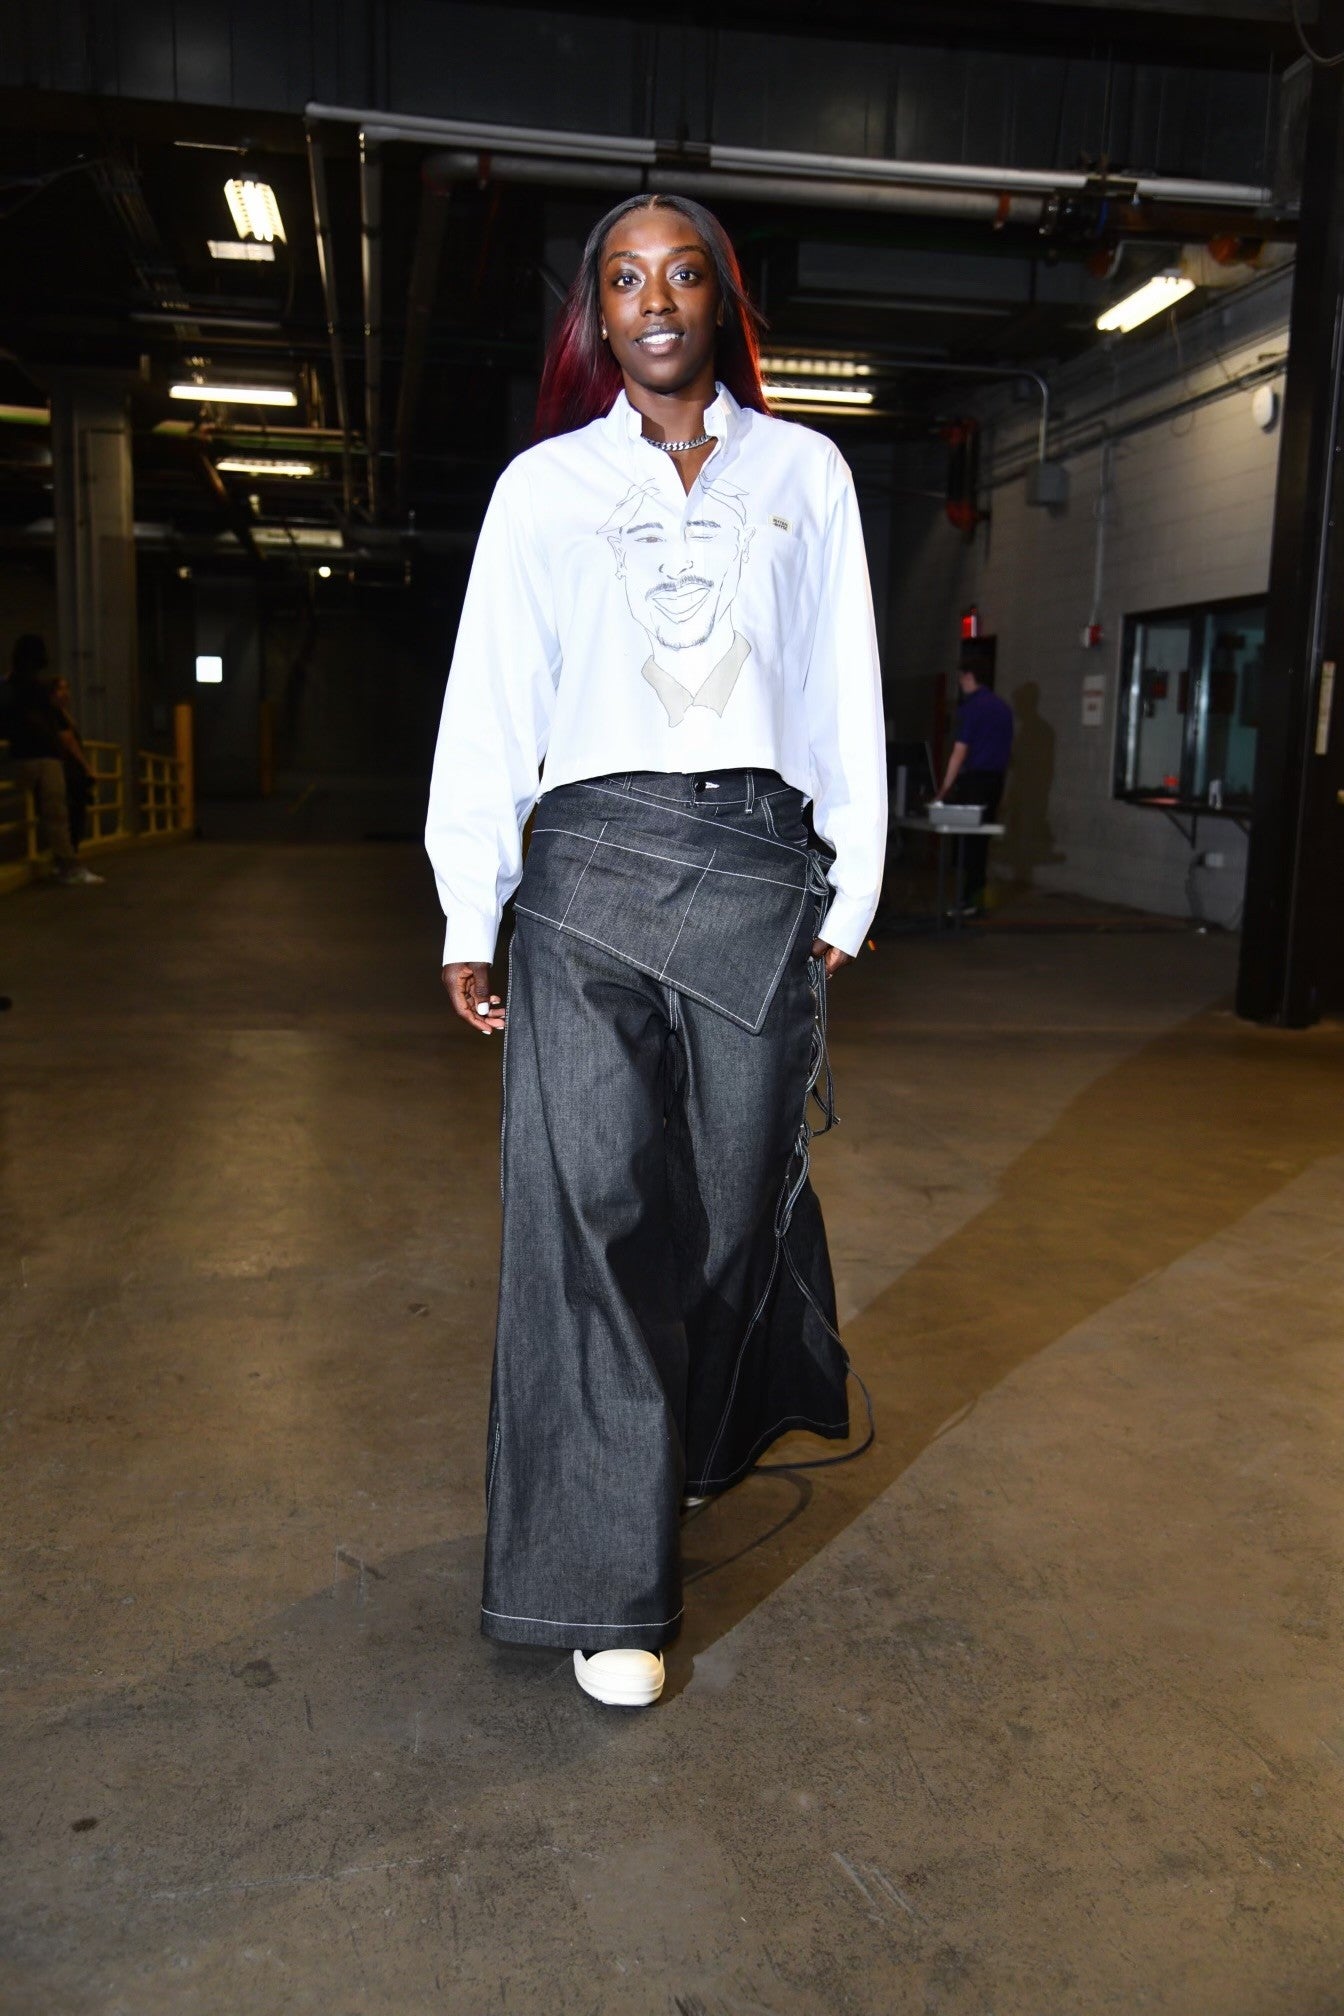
[811,939,853,977]
[442,961,506,1033]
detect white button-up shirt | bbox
[426,383,887,964]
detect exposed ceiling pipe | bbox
[395,171,451,520]
[304,122,355,518]
[191,444,264,568]
[865,358,1053,464]
[422,148,1041,224]
[359,130,383,521]
[706,142,1274,211]
[308,102,1284,219]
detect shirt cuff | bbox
[816,891,878,960]
[441,908,501,968]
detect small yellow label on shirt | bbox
[771,515,791,533]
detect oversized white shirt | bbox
[426,383,887,965]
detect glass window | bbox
[1115,597,1264,807]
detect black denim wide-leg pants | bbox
[480,771,851,1653]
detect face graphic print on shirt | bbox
[600,476,756,727]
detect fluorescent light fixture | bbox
[764,383,875,408]
[170,383,297,407]
[1096,273,1195,333]
[195,654,223,684]
[207,239,275,262]
[216,457,316,478]
[759,356,873,379]
[224,178,286,244]
[248,526,343,550]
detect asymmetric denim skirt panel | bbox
[480,770,850,1654]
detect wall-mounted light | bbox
[217,457,316,478]
[1252,384,1281,433]
[1096,274,1195,334]
[170,383,297,407]
[764,383,875,408]
[224,178,286,244]
[195,655,223,684]
[317,565,333,579]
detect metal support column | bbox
[50,379,140,833]
[1237,8,1344,1024]
[359,131,383,521]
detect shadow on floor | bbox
[677,1004,1344,1654]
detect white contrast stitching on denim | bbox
[657,852,714,980]
[486,1419,502,1508]
[758,884,812,1023]
[699,1266,780,1482]
[481,1605,684,1631]
[697,896,828,1480]
[529,826,806,891]
[512,891,808,1034]
[690,1411,852,1490]
[576,781,808,855]
[556,819,608,928]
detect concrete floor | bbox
[2,843,1342,2016]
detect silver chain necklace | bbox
[644,430,712,454]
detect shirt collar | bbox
[603,381,739,449]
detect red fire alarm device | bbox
[960,606,981,641]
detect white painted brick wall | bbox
[883,282,1290,925]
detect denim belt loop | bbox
[744,771,756,812]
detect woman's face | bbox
[52,677,70,707]
[598,208,722,401]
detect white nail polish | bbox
[476,1002,491,1015]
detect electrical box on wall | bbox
[1026,461,1070,510]
[1081,673,1106,726]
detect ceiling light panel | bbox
[224,178,286,244]
[216,458,316,478]
[764,383,875,407]
[207,240,276,262]
[170,383,298,407]
[1096,274,1195,334]
[759,357,874,378]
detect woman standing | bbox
[426,194,886,1709]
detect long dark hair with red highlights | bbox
[534,193,769,442]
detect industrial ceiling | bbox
[0,0,1309,567]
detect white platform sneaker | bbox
[572,1648,665,1708]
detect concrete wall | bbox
[885,269,1293,925]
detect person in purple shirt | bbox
[935,663,1015,913]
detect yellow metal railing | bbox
[0,761,35,876]
[83,740,128,848]
[137,748,183,837]
[0,703,196,890]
